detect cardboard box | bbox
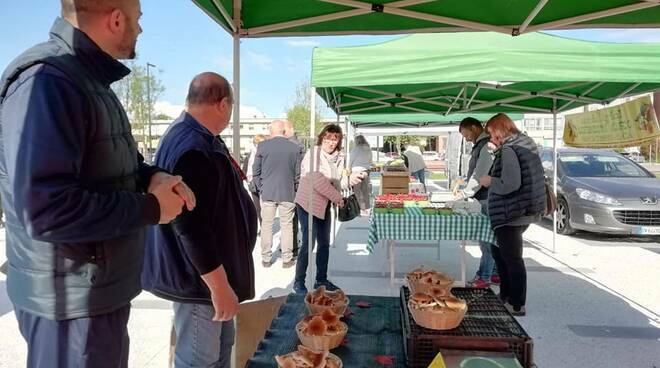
[235,296,288,367]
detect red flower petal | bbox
[356,300,372,308]
[374,355,395,366]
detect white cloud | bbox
[285,39,321,48]
[154,101,184,119]
[238,105,268,119]
[247,51,273,71]
[155,101,268,120]
[215,55,233,71]
[595,29,660,43]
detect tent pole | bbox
[232,33,241,160]
[308,86,317,291]
[377,135,381,163]
[552,99,558,254]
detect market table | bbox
[367,207,496,286]
[246,294,404,368]
[246,288,533,368]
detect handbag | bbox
[544,182,557,216]
[338,189,360,222]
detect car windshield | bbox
[560,153,650,178]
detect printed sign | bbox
[564,96,660,148]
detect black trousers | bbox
[16,304,130,368]
[491,225,529,308]
[292,210,299,256]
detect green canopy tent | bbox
[348,113,523,128]
[312,32,660,116]
[193,0,660,38]
[311,32,660,253]
[346,113,523,162]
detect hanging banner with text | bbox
[564,95,660,148]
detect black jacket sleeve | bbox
[170,150,222,275]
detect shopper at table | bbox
[402,144,427,190]
[480,113,545,316]
[293,124,364,294]
[349,135,374,215]
[458,117,499,289]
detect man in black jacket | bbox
[142,72,257,368]
[0,1,194,367]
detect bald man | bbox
[142,73,257,367]
[253,119,302,268]
[0,1,194,366]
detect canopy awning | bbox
[192,0,660,38]
[348,113,524,127]
[312,32,660,115]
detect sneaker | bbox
[293,281,308,294]
[282,260,296,269]
[472,278,491,289]
[314,280,340,292]
[504,303,526,316]
[490,275,501,284]
[261,260,272,268]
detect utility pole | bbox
[146,62,156,162]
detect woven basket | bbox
[276,352,343,368]
[295,321,348,351]
[407,300,467,330]
[406,275,453,295]
[304,297,349,316]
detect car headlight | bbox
[575,188,622,206]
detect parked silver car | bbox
[540,148,660,236]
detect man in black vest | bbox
[0,1,195,367]
[459,117,498,289]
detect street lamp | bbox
[146,62,156,162]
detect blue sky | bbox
[2,1,660,117]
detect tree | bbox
[286,79,322,142]
[383,136,422,153]
[111,59,165,157]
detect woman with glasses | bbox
[293,124,364,294]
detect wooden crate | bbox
[382,170,410,194]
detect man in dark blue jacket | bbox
[0,1,194,367]
[142,72,257,367]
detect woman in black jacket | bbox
[479,113,546,316]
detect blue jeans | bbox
[412,169,426,188]
[295,204,332,284]
[173,302,235,368]
[15,304,130,368]
[476,241,497,280]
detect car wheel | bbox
[556,197,576,235]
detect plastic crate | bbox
[400,286,534,368]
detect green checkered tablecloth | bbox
[367,207,496,253]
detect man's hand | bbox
[336,199,346,208]
[479,175,492,188]
[201,266,239,321]
[349,172,364,186]
[148,172,196,211]
[149,174,185,223]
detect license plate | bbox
[635,227,660,235]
